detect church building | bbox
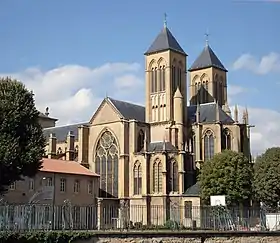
[41,22,251,226]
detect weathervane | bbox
[164,13,167,27]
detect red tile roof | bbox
[41,158,99,177]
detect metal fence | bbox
[1,202,280,231]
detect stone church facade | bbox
[41,24,251,226]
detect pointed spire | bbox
[215,100,220,122]
[223,101,232,117]
[234,104,239,123]
[144,20,186,56]
[174,86,183,98]
[245,107,249,124]
[243,107,249,124]
[188,43,227,72]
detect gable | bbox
[90,99,122,125]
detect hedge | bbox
[0,231,92,243]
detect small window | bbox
[184,201,193,219]
[60,178,66,192]
[74,180,80,193]
[88,181,93,194]
[29,179,34,191]
[9,182,16,190]
[46,177,53,187]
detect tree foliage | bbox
[0,77,45,193]
[253,147,280,209]
[198,150,253,206]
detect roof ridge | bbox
[107,97,145,108]
[43,122,88,130]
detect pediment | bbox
[90,99,122,125]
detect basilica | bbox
[41,23,251,225]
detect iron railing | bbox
[0,202,280,231]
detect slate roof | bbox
[189,45,227,72]
[144,27,186,56]
[187,102,234,124]
[43,122,88,142]
[107,97,145,122]
[184,182,200,196]
[147,141,177,153]
[39,112,57,121]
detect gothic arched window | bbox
[172,65,176,94]
[95,130,119,197]
[154,67,158,92]
[159,66,163,91]
[137,130,145,152]
[204,130,215,161]
[152,159,163,193]
[169,160,179,192]
[57,147,62,154]
[205,81,209,103]
[162,65,166,91]
[222,128,231,150]
[133,161,142,195]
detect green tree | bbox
[253,147,280,209]
[0,77,45,193]
[198,150,253,206]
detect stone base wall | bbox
[74,236,280,243]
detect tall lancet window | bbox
[169,160,179,192]
[222,128,231,150]
[215,81,219,103]
[152,159,163,193]
[162,65,166,91]
[154,67,158,92]
[137,130,145,152]
[204,130,214,161]
[219,81,223,104]
[159,66,166,92]
[95,131,119,197]
[133,161,142,195]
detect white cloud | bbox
[0,62,143,125]
[230,105,280,157]
[232,52,280,75]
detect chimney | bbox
[48,133,57,159]
[65,131,75,161]
[45,107,49,116]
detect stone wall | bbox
[80,236,280,243]
[72,232,280,243]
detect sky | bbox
[0,0,280,156]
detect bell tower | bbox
[144,19,187,126]
[188,37,228,106]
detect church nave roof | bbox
[187,102,234,124]
[107,97,145,122]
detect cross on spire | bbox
[164,13,167,28]
[204,30,210,46]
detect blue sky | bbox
[0,0,280,154]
